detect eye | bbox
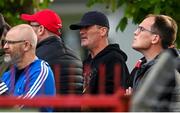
[139,26,145,31]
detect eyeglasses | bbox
[29,23,40,27]
[29,24,40,27]
[136,26,156,34]
[1,39,26,46]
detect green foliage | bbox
[87,0,180,48]
[117,17,127,31]
[0,0,53,26]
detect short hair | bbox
[146,14,178,49]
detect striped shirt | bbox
[0,80,8,95]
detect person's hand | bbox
[125,87,133,96]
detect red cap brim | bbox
[20,14,36,22]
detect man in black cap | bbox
[70,11,130,94]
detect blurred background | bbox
[1,0,180,71]
[49,0,142,71]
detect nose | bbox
[80,28,86,36]
[3,42,9,49]
[134,29,139,36]
[80,28,84,34]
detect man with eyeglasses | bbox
[128,14,179,111]
[20,9,83,111]
[1,24,56,112]
[20,9,83,95]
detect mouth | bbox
[81,35,86,39]
[4,52,11,56]
[133,37,137,41]
[81,36,87,40]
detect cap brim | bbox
[69,23,92,30]
[20,14,36,22]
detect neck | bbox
[90,38,108,58]
[142,47,163,61]
[38,32,59,43]
[16,52,37,69]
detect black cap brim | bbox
[69,23,92,30]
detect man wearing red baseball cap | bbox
[21,9,62,41]
[20,9,83,108]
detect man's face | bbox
[3,31,25,64]
[79,25,102,49]
[132,17,156,52]
[29,22,46,43]
[29,22,40,34]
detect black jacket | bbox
[130,49,179,111]
[36,36,83,94]
[83,44,130,94]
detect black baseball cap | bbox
[69,11,109,30]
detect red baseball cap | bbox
[20,9,62,35]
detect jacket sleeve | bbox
[0,79,8,95]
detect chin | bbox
[4,55,12,63]
[132,46,140,51]
[132,45,137,49]
[81,44,88,48]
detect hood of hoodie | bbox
[93,44,128,61]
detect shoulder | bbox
[1,70,11,81]
[27,59,54,79]
[100,51,127,63]
[30,59,48,66]
[28,59,51,72]
[102,44,128,61]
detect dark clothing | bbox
[36,36,83,94]
[130,49,178,111]
[130,57,159,90]
[83,44,130,94]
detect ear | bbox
[37,25,45,36]
[152,34,160,44]
[100,27,108,37]
[23,41,31,52]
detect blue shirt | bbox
[1,59,56,111]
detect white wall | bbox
[108,9,142,71]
